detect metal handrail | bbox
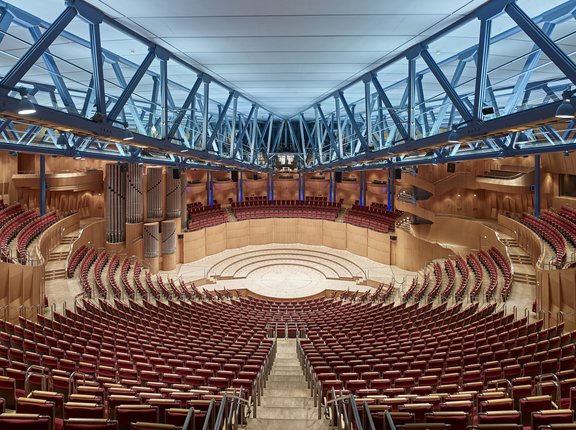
[201,398,217,430]
[213,392,228,430]
[25,364,50,392]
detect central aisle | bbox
[247,339,329,430]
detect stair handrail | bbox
[201,398,217,430]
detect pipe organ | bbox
[144,222,160,258]
[147,167,164,219]
[161,220,176,256]
[165,167,181,219]
[105,163,126,243]
[126,164,143,223]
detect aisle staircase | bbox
[247,339,329,430]
[44,233,79,280]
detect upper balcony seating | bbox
[344,203,401,233]
[232,198,340,222]
[0,209,38,262]
[186,203,227,231]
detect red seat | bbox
[63,418,118,430]
[0,413,51,430]
[115,405,158,430]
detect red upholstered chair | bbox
[164,408,193,430]
[130,424,178,430]
[63,403,105,419]
[531,410,575,430]
[63,418,119,430]
[108,396,141,419]
[115,405,158,430]
[29,391,65,419]
[145,399,179,424]
[425,411,469,430]
[0,375,17,409]
[0,413,51,430]
[519,395,552,426]
[478,410,521,426]
[16,398,56,430]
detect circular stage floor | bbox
[177,244,416,299]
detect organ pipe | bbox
[144,222,160,258]
[165,167,181,219]
[161,220,176,255]
[147,167,164,219]
[180,172,187,230]
[105,163,126,243]
[126,163,143,223]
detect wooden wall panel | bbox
[183,229,206,263]
[298,219,323,245]
[205,224,227,256]
[213,181,236,205]
[305,177,329,199]
[273,218,293,243]
[367,230,390,264]
[323,221,346,250]
[274,178,298,200]
[226,220,250,249]
[250,219,274,245]
[346,224,368,257]
[395,228,452,271]
[243,177,267,199]
[336,181,359,206]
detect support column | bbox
[359,171,366,207]
[237,171,243,202]
[39,154,46,215]
[534,154,541,218]
[207,171,214,205]
[267,173,274,201]
[387,168,395,212]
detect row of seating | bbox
[16,211,58,264]
[232,198,341,221]
[186,203,227,231]
[0,297,278,429]
[344,204,401,233]
[0,209,38,262]
[67,245,88,278]
[521,214,567,268]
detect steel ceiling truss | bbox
[291,0,576,171]
[0,0,574,172]
[0,0,279,170]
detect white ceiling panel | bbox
[6,0,500,116]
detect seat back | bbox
[63,418,119,430]
[0,375,16,409]
[0,413,51,430]
[115,405,158,430]
[16,398,56,430]
[64,402,105,419]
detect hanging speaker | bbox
[335,172,343,183]
[253,174,259,180]
[172,168,180,179]
[231,170,239,182]
[447,163,456,173]
[394,169,402,180]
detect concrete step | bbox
[247,418,329,430]
[272,365,302,371]
[265,380,308,389]
[271,369,304,376]
[260,396,314,408]
[268,374,306,383]
[263,388,311,398]
[257,406,317,420]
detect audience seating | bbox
[186,203,227,231]
[233,197,340,222]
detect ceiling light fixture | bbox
[556,88,575,119]
[448,125,460,144]
[17,88,36,115]
[122,124,134,141]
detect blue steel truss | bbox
[0,0,574,172]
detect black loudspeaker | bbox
[447,162,456,173]
[231,170,239,182]
[335,171,343,183]
[394,168,402,180]
[172,168,180,179]
[120,163,128,172]
[253,174,258,180]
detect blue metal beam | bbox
[232,104,255,159]
[473,18,492,121]
[89,22,106,118]
[420,48,473,123]
[506,2,576,85]
[108,48,155,122]
[0,6,77,91]
[167,76,202,141]
[206,91,234,154]
[316,104,339,160]
[338,92,368,153]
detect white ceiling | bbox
[7,0,490,117]
[4,0,574,120]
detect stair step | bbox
[268,375,306,383]
[247,418,329,430]
[265,381,308,389]
[257,406,317,420]
[260,397,314,408]
[271,370,304,376]
[262,388,311,398]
